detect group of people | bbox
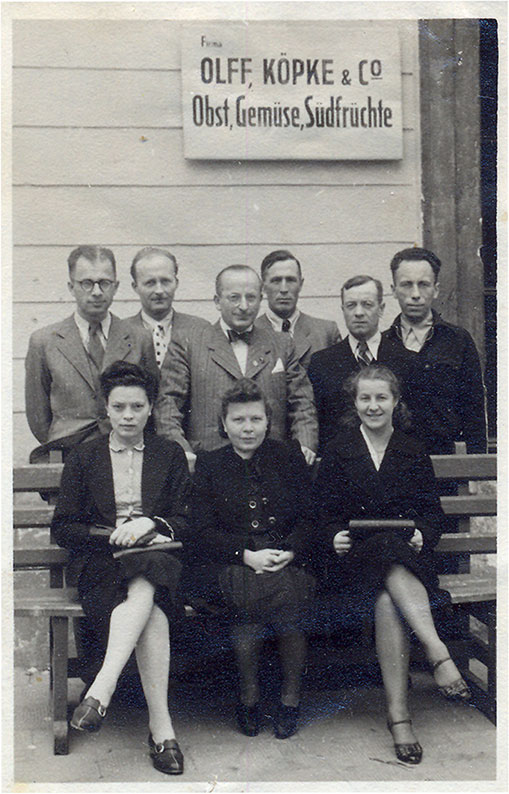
[24,244,487,775]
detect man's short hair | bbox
[390,247,442,282]
[67,246,116,278]
[341,275,384,304]
[130,247,179,282]
[215,265,261,296]
[260,249,302,280]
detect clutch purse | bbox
[89,525,182,558]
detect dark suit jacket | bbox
[154,321,318,453]
[51,433,191,584]
[255,312,340,370]
[191,439,315,565]
[313,427,445,555]
[308,336,412,453]
[25,314,159,445]
[125,309,210,369]
[383,312,487,454]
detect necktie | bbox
[88,322,105,371]
[356,338,373,367]
[281,319,291,333]
[153,324,167,368]
[227,328,252,345]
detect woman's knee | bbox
[126,576,156,599]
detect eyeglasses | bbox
[72,279,116,293]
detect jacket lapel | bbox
[103,315,133,369]
[87,439,116,525]
[141,437,168,516]
[55,316,95,389]
[245,327,274,378]
[292,314,312,362]
[208,323,244,378]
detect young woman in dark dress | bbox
[191,379,316,740]
[51,361,191,775]
[314,365,470,765]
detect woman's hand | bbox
[109,517,156,547]
[408,529,424,552]
[265,550,295,572]
[243,548,289,574]
[333,530,352,556]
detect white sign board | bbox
[181,22,403,160]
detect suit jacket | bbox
[191,439,315,565]
[125,309,210,369]
[383,312,487,454]
[308,335,412,453]
[25,314,159,446]
[313,427,445,555]
[51,433,191,584]
[154,321,318,453]
[255,312,340,370]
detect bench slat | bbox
[439,574,496,603]
[14,465,63,491]
[14,506,55,527]
[435,534,496,554]
[14,588,84,617]
[440,495,496,516]
[14,547,69,567]
[431,454,496,480]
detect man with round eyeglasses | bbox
[25,245,158,461]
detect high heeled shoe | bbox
[387,719,423,764]
[432,657,471,701]
[148,734,184,775]
[274,703,300,739]
[70,696,107,732]
[235,702,260,736]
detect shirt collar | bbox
[348,330,381,358]
[220,317,254,338]
[74,311,111,339]
[400,311,434,343]
[141,308,173,332]
[108,431,145,453]
[265,307,300,333]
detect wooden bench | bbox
[14,445,496,754]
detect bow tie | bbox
[227,328,253,345]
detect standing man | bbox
[127,247,209,370]
[25,245,158,461]
[155,265,318,470]
[384,247,487,454]
[255,250,340,370]
[308,275,410,452]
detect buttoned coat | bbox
[125,309,210,368]
[154,321,318,453]
[308,335,412,453]
[255,312,340,371]
[25,314,159,445]
[51,433,191,586]
[191,439,315,566]
[383,312,487,454]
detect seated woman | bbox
[313,364,470,765]
[51,361,190,775]
[191,378,315,740]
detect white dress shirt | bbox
[348,331,382,361]
[265,307,300,336]
[400,312,434,352]
[74,311,111,350]
[220,317,253,375]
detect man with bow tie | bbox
[25,245,158,462]
[155,265,318,471]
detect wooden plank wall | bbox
[12,19,422,464]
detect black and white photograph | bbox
[3,1,504,788]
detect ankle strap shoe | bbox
[387,719,423,765]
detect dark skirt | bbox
[218,562,315,629]
[77,549,183,660]
[326,530,450,631]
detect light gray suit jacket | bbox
[25,314,158,444]
[255,312,340,370]
[125,309,210,369]
[154,321,318,454]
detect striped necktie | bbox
[356,339,373,367]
